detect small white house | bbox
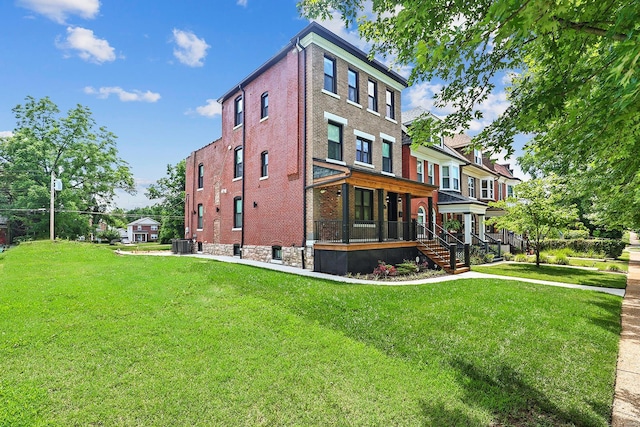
[127,217,161,243]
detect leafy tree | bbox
[0,96,135,240]
[299,0,640,229]
[146,160,185,243]
[488,176,579,267]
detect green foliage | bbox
[539,239,626,259]
[514,254,528,262]
[554,255,569,265]
[299,0,640,230]
[488,176,579,266]
[146,160,185,243]
[443,219,461,232]
[0,96,135,241]
[97,229,120,242]
[502,252,514,261]
[563,229,590,240]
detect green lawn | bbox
[0,241,622,426]
[472,263,627,289]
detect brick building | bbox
[185,23,443,275]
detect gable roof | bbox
[128,217,160,227]
[219,22,408,103]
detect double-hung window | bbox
[234,146,243,178]
[327,122,342,161]
[348,69,358,103]
[261,92,268,119]
[468,177,476,198]
[481,179,494,199]
[234,96,243,126]
[382,140,392,173]
[442,165,460,191]
[474,149,483,165]
[324,56,336,93]
[261,151,268,178]
[356,136,371,164]
[416,160,424,183]
[233,197,242,228]
[427,162,434,185]
[507,185,514,198]
[367,80,377,111]
[197,204,203,229]
[355,188,373,221]
[198,164,204,188]
[498,183,503,200]
[385,89,395,119]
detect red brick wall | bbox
[185,48,305,248]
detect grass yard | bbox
[0,241,622,426]
[472,263,627,289]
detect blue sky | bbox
[1,0,524,209]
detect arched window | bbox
[417,207,426,237]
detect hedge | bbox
[539,239,626,258]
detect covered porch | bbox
[310,160,437,274]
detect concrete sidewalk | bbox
[612,235,640,426]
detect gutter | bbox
[240,84,246,258]
[297,37,307,270]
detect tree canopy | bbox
[488,176,579,266]
[0,96,135,240]
[299,0,640,229]
[146,160,185,243]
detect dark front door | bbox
[387,192,398,239]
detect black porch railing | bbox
[416,222,470,271]
[314,220,412,243]
[471,232,502,262]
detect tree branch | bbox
[554,17,628,41]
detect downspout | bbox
[240,84,246,258]
[297,37,307,270]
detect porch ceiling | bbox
[312,159,437,198]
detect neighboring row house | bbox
[185,23,521,275]
[402,107,522,251]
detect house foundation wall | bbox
[201,243,314,270]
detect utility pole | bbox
[50,170,55,241]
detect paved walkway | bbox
[612,234,640,426]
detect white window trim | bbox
[232,177,242,182]
[354,160,375,169]
[321,89,340,99]
[232,227,242,231]
[366,108,381,117]
[385,117,398,124]
[325,158,347,166]
[379,132,396,143]
[353,129,375,141]
[441,162,461,191]
[416,159,424,183]
[381,171,395,177]
[324,111,348,125]
[346,99,362,109]
[233,123,243,131]
[259,116,268,123]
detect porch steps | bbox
[417,240,469,275]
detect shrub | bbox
[555,255,569,265]
[395,261,419,275]
[607,265,622,273]
[563,229,590,239]
[514,254,528,262]
[373,261,396,277]
[539,239,626,259]
[503,252,514,261]
[538,255,550,264]
[484,253,495,263]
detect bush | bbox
[503,252,514,261]
[555,255,569,265]
[395,261,419,275]
[607,265,622,273]
[373,261,396,277]
[538,255,550,264]
[539,239,626,259]
[563,229,590,239]
[514,254,528,262]
[484,253,495,263]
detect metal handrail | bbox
[434,222,465,247]
[415,223,450,265]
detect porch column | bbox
[464,212,472,244]
[428,196,434,234]
[341,183,350,244]
[377,189,384,242]
[404,193,412,241]
[478,214,486,240]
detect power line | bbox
[0,208,183,220]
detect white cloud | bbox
[56,26,116,64]
[0,131,14,138]
[171,29,210,67]
[187,99,222,118]
[237,0,248,6]
[84,86,161,103]
[18,0,99,23]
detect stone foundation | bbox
[200,242,314,270]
